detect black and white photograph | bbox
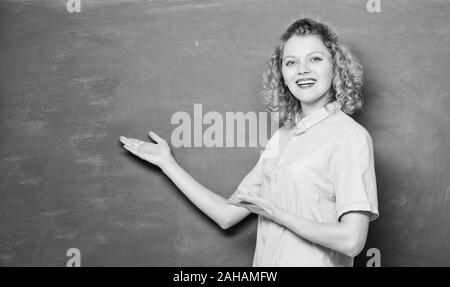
[0,0,449,269]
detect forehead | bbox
[282,35,331,57]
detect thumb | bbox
[148,131,163,143]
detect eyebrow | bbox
[282,51,330,61]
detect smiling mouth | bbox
[295,79,316,89]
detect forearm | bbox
[160,158,248,229]
[274,211,366,257]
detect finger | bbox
[129,138,145,145]
[240,204,260,214]
[231,200,246,207]
[233,201,255,209]
[123,144,136,154]
[120,136,143,145]
[126,138,147,148]
[124,143,144,155]
[148,131,163,143]
[120,137,140,149]
[236,195,256,204]
[123,145,145,160]
[123,144,138,154]
[119,136,130,145]
[228,201,242,207]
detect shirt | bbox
[228,101,379,267]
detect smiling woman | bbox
[261,18,364,130]
[281,35,334,114]
[120,18,378,267]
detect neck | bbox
[300,97,332,118]
[298,88,334,118]
[300,105,320,118]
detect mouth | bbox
[295,78,316,89]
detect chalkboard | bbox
[0,0,449,266]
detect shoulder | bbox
[334,111,373,141]
[328,112,374,153]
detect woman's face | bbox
[281,35,334,112]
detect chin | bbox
[294,94,326,104]
[292,89,332,106]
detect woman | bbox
[120,18,379,267]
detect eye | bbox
[310,57,322,62]
[284,60,296,66]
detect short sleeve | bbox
[228,128,281,204]
[331,130,379,222]
[227,152,264,204]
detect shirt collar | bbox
[290,101,341,137]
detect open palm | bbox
[120,131,172,168]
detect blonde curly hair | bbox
[261,18,364,128]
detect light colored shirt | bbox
[228,101,379,267]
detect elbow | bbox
[344,246,363,258]
[220,224,230,230]
[219,222,232,230]
[219,219,234,230]
[219,215,241,230]
[219,221,230,230]
[343,237,366,258]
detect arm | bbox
[160,157,251,229]
[276,210,370,257]
[233,195,370,257]
[120,131,250,230]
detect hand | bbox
[230,194,280,222]
[120,131,174,169]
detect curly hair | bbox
[261,18,364,128]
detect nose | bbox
[297,61,310,75]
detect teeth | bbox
[296,79,316,85]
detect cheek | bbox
[282,67,295,81]
[281,69,289,82]
[319,65,334,83]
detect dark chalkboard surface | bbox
[0,0,449,266]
